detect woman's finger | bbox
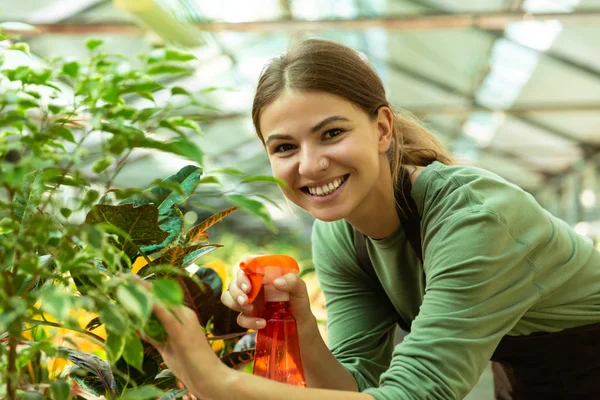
[220,290,246,312]
[225,280,252,312]
[236,313,266,330]
[273,273,309,300]
[236,269,251,294]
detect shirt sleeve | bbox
[311,221,400,391]
[363,209,544,400]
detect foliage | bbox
[0,35,280,400]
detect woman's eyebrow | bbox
[265,115,350,145]
[265,133,293,146]
[310,116,350,133]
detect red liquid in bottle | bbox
[252,301,306,387]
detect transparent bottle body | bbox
[252,301,306,387]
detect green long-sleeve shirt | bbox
[311,161,600,399]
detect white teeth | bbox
[307,176,346,196]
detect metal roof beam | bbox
[408,103,600,117]
[6,10,600,36]
[381,57,598,148]
[398,0,600,93]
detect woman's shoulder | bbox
[415,161,538,218]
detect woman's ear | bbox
[376,106,394,153]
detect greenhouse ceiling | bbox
[1,0,600,230]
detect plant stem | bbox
[104,148,133,193]
[24,318,105,345]
[7,334,17,400]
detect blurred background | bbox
[2,0,600,397]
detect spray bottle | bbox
[239,254,307,387]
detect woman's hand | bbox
[144,300,228,399]
[220,270,317,333]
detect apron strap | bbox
[353,168,422,333]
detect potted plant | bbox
[0,34,280,400]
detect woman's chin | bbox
[308,208,348,223]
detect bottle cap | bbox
[238,255,299,303]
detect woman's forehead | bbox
[259,91,360,132]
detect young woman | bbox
[147,39,600,399]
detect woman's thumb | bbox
[272,273,308,300]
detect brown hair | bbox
[251,38,453,188]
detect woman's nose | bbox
[298,148,326,177]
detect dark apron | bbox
[354,168,600,399]
[490,321,600,399]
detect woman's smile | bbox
[301,174,350,203]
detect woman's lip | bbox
[301,175,349,201]
[299,174,348,189]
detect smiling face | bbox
[259,90,394,222]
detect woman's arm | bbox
[219,364,372,400]
[222,270,359,391]
[147,296,370,400]
[295,311,358,391]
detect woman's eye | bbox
[323,128,344,140]
[274,143,295,153]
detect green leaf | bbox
[10,42,30,54]
[157,166,203,212]
[86,38,103,51]
[153,279,183,305]
[51,380,71,400]
[171,86,190,96]
[13,170,43,220]
[199,176,220,185]
[195,267,222,296]
[137,91,155,102]
[99,305,128,334]
[183,245,220,267]
[61,346,118,397]
[120,385,165,400]
[85,203,169,261]
[120,81,163,95]
[135,107,161,122]
[240,175,286,186]
[25,90,41,99]
[167,117,202,135]
[139,137,203,165]
[227,194,275,232]
[123,334,144,373]
[143,313,168,344]
[253,193,283,210]
[93,156,114,174]
[139,206,183,255]
[106,331,126,363]
[55,126,76,143]
[176,275,244,335]
[120,165,202,208]
[209,167,246,177]
[62,61,80,78]
[39,286,72,321]
[147,64,193,76]
[158,389,188,400]
[60,208,72,219]
[0,298,27,334]
[116,283,152,322]
[151,244,221,269]
[165,49,196,62]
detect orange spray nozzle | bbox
[239,254,300,303]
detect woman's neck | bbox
[345,164,423,239]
